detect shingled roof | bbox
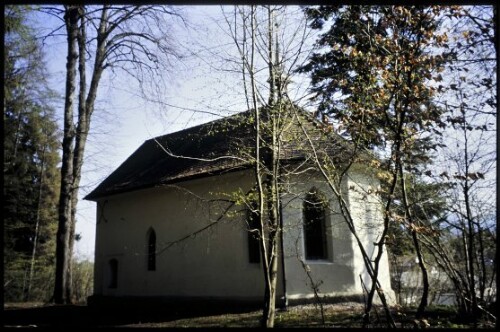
[84,108,357,201]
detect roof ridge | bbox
[144,110,251,143]
[85,105,378,201]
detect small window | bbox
[147,228,156,271]
[247,203,261,264]
[108,259,118,288]
[303,187,328,260]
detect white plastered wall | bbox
[93,170,284,301]
[92,166,394,304]
[281,167,395,304]
[281,171,358,300]
[346,165,396,305]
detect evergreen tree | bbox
[4,5,61,302]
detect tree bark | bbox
[462,116,479,320]
[261,8,282,327]
[267,6,275,105]
[53,4,181,304]
[56,6,109,303]
[399,166,429,318]
[54,5,80,304]
[25,146,46,301]
[247,7,272,328]
[262,107,280,328]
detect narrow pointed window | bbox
[147,228,156,271]
[303,187,328,260]
[109,259,118,288]
[247,203,261,264]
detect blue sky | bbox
[35,5,313,260]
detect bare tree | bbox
[40,4,184,304]
[220,6,316,327]
[420,5,496,322]
[222,5,398,327]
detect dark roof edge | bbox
[84,105,379,201]
[84,162,250,201]
[143,110,248,143]
[83,111,250,201]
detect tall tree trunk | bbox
[267,6,275,105]
[476,222,487,302]
[399,166,429,318]
[261,7,282,327]
[53,3,180,304]
[247,7,272,328]
[54,5,80,304]
[262,107,280,328]
[363,161,398,327]
[459,102,479,320]
[25,146,46,301]
[11,109,25,162]
[62,6,107,302]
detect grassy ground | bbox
[3,302,495,328]
[121,303,367,328]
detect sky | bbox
[30,5,496,261]
[34,5,314,261]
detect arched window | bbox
[303,187,328,260]
[247,203,261,264]
[147,228,156,271]
[108,259,118,288]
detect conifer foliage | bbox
[4,6,61,302]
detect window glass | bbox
[148,228,156,271]
[109,259,118,288]
[247,203,261,264]
[304,188,328,260]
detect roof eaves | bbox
[84,160,250,201]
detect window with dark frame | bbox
[247,204,261,264]
[147,228,156,271]
[303,188,328,260]
[109,259,118,288]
